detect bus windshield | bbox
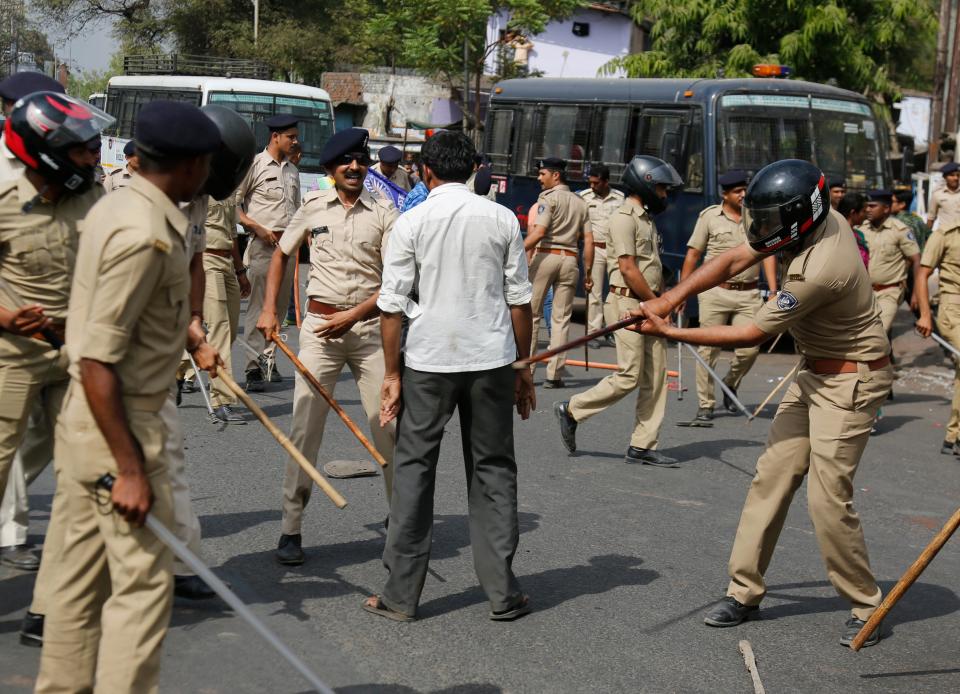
[718,93,885,189]
[207,91,334,173]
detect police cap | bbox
[135,101,221,157]
[319,128,369,166]
[942,161,960,175]
[0,72,65,102]
[827,176,846,190]
[266,114,298,132]
[718,169,748,190]
[866,189,893,204]
[378,145,402,164]
[537,157,566,172]
[122,140,136,157]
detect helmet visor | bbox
[646,161,684,189]
[743,196,800,250]
[38,95,115,150]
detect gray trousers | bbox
[381,365,523,616]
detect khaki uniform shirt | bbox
[688,204,758,283]
[234,149,300,231]
[66,175,190,400]
[102,164,134,193]
[858,216,919,286]
[921,227,960,297]
[0,176,103,321]
[205,198,238,251]
[535,184,588,252]
[0,135,23,183]
[372,162,414,192]
[181,196,208,258]
[607,197,662,293]
[279,188,397,307]
[929,186,960,231]
[752,209,887,361]
[578,187,624,246]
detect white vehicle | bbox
[99,75,335,192]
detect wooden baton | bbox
[293,255,302,329]
[514,313,642,368]
[217,365,347,509]
[850,506,960,650]
[748,360,802,422]
[270,332,389,469]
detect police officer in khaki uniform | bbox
[579,164,624,340]
[236,114,301,391]
[372,144,414,192]
[927,161,960,230]
[257,128,397,565]
[635,160,892,648]
[555,156,683,467]
[35,101,221,692]
[828,176,846,210]
[859,189,921,336]
[915,224,960,455]
[103,139,138,192]
[681,170,778,423]
[524,157,590,387]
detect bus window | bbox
[720,115,777,172]
[811,109,885,189]
[487,109,515,172]
[627,108,702,191]
[685,108,704,191]
[513,105,537,176]
[595,106,629,179]
[107,87,201,138]
[531,105,591,180]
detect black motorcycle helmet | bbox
[200,105,256,200]
[743,159,829,254]
[4,91,114,193]
[621,155,684,214]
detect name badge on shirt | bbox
[311,226,329,238]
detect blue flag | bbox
[365,168,407,209]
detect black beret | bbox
[135,101,221,157]
[266,114,299,131]
[942,162,959,175]
[718,169,747,189]
[319,128,369,165]
[0,72,65,101]
[123,140,136,157]
[538,157,566,171]
[866,189,893,204]
[378,145,402,164]
[827,176,846,190]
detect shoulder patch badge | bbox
[906,231,916,243]
[776,290,799,311]
[537,203,546,214]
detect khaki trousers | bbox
[281,311,395,535]
[0,400,53,547]
[243,238,295,372]
[937,302,960,443]
[874,285,904,335]
[586,249,607,333]
[36,386,174,694]
[568,293,667,449]
[203,253,241,407]
[726,365,893,619]
[161,394,203,576]
[529,252,579,380]
[695,287,763,409]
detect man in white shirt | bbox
[364,130,536,622]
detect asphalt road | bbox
[2,301,959,694]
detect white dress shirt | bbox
[378,182,532,372]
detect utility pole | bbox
[463,37,470,134]
[252,0,259,46]
[930,0,954,166]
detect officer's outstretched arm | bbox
[648,243,760,318]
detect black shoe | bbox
[276,533,304,565]
[245,368,265,393]
[176,378,184,406]
[588,339,604,350]
[0,544,39,571]
[554,401,578,453]
[695,407,714,422]
[384,515,390,531]
[543,378,565,389]
[267,366,284,383]
[625,447,678,468]
[942,440,956,455]
[174,574,216,600]
[704,596,758,627]
[181,379,198,394]
[722,387,739,414]
[603,334,616,348]
[840,616,880,648]
[20,611,43,647]
[212,405,246,425]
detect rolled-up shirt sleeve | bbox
[503,219,533,305]
[377,215,421,317]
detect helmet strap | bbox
[21,184,49,214]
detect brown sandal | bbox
[362,595,415,622]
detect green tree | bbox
[606,0,937,99]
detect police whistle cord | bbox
[93,474,335,694]
[270,332,389,469]
[513,314,643,369]
[850,505,960,652]
[217,365,348,509]
[683,343,752,419]
[185,352,217,420]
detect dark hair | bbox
[837,191,865,218]
[421,131,475,182]
[590,164,610,181]
[893,189,914,206]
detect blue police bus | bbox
[483,76,892,284]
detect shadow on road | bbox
[870,414,921,435]
[336,685,502,693]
